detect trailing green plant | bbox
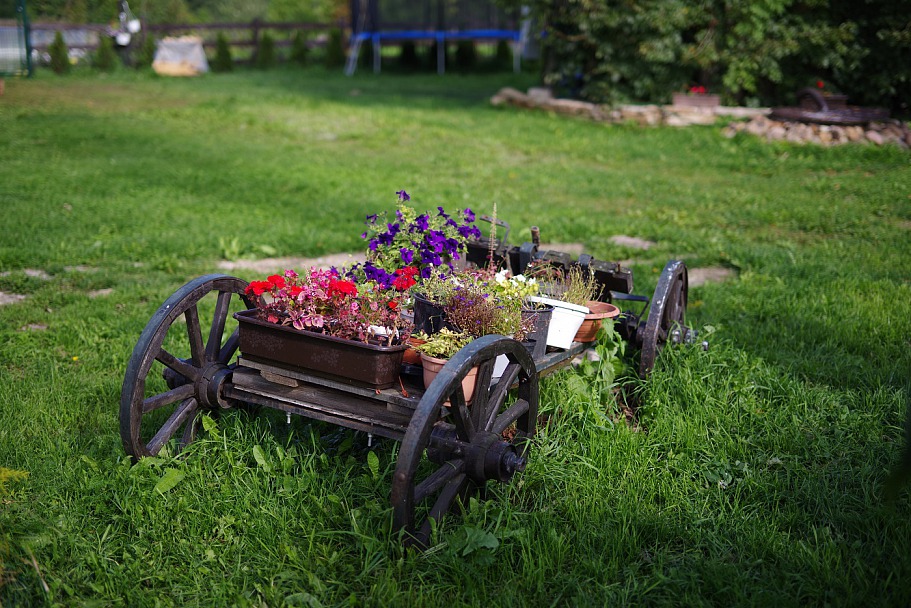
[255,31,276,70]
[325,28,345,68]
[212,32,233,72]
[410,328,473,359]
[48,31,70,74]
[289,30,309,66]
[93,34,117,71]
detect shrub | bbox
[325,28,345,68]
[256,31,276,69]
[212,33,233,72]
[94,35,117,71]
[289,31,309,66]
[48,31,70,74]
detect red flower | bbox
[689,85,707,95]
[387,300,398,310]
[395,266,419,277]
[245,280,273,296]
[289,285,303,297]
[816,80,825,89]
[328,278,358,298]
[392,274,416,291]
[267,275,286,289]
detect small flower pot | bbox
[402,336,426,366]
[420,352,479,404]
[527,296,588,350]
[573,300,621,343]
[412,292,448,335]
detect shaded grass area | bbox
[1,67,910,606]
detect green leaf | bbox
[153,468,185,495]
[367,450,380,480]
[460,526,499,556]
[252,445,272,473]
[201,414,219,436]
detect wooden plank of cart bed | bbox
[237,355,423,411]
[226,369,413,441]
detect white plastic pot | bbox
[527,296,589,349]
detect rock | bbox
[527,87,553,101]
[846,126,864,142]
[866,130,884,146]
[768,125,787,140]
[0,292,27,306]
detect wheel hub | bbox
[195,363,234,409]
[466,431,526,483]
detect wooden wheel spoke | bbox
[218,329,240,364]
[156,348,199,381]
[142,384,195,414]
[205,291,232,363]
[469,358,497,430]
[485,363,522,431]
[414,459,465,503]
[184,305,205,367]
[418,473,468,542]
[492,399,530,435]
[147,398,197,455]
[448,388,474,442]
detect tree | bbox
[94,34,117,71]
[212,32,233,72]
[48,31,70,74]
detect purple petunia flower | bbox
[415,214,429,231]
[400,248,414,264]
[396,190,410,202]
[462,208,476,222]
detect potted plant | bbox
[525,264,593,349]
[488,268,552,359]
[235,267,414,389]
[409,328,478,402]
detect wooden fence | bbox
[28,19,342,55]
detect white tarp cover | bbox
[152,36,209,77]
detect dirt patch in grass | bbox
[610,235,656,250]
[218,253,368,274]
[689,266,735,287]
[0,292,27,305]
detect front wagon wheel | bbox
[120,274,253,460]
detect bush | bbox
[325,29,345,68]
[212,33,233,72]
[48,31,70,74]
[94,35,117,71]
[289,31,309,66]
[135,35,156,69]
[256,32,276,69]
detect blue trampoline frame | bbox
[344,29,522,76]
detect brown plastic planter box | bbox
[234,309,407,389]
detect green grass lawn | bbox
[1,66,910,606]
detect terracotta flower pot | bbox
[402,337,426,366]
[573,300,621,343]
[420,352,479,404]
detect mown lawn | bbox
[1,66,910,607]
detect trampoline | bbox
[345,0,523,75]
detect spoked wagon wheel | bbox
[638,260,689,376]
[120,274,253,460]
[391,335,538,548]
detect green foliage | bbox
[135,35,157,69]
[289,30,309,66]
[212,32,233,72]
[47,31,70,74]
[506,0,911,114]
[325,28,345,68]
[93,34,117,71]
[358,36,374,69]
[255,31,276,69]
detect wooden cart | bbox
[120,250,692,546]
